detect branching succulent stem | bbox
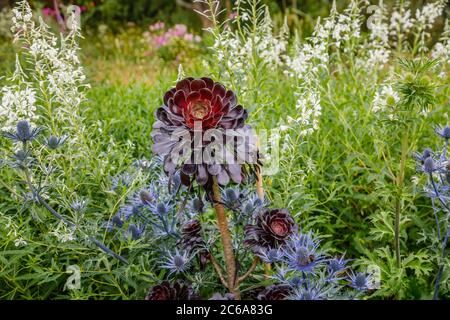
[237,256,259,284]
[209,253,228,289]
[211,176,238,298]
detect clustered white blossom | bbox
[206,0,446,142]
[432,19,450,66]
[388,0,446,51]
[1,0,88,133]
[3,215,27,247]
[372,84,400,113]
[285,89,322,137]
[0,58,39,130]
[50,221,76,243]
[389,4,414,42]
[360,1,390,70]
[211,5,287,90]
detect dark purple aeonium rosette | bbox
[244,208,296,252]
[151,77,260,191]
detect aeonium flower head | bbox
[244,208,295,251]
[256,284,292,300]
[151,77,260,191]
[145,280,198,300]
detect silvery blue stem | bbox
[429,173,450,212]
[23,168,128,264]
[433,229,449,300]
[431,198,441,239]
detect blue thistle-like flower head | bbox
[139,189,154,205]
[435,125,450,140]
[125,224,143,240]
[70,199,87,213]
[112,214,124,228]
[327,255,349,277]
[2,120,43,144]
[289,283,329,300]
[44,135,68,150]
[149,201,173,216]
[16,120,31,139]
[188,197,206,214]
[257,247,283,264]
[242,192,267,217]
[348,271,372,291]
[422,157,436,173]
[414,148,432,164]
[222,188,241,210]
[161,249,191,275]
[283,232,325,273]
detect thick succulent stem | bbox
[211,176,238,297]
[209,254,228,289]
[237,256,259,284]
[256,166,264,200]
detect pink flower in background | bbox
[144,22,202,50]
[154,35,169,47]
[42,7,56,17]
[149,21,165,31]
[169,24,187,37]
[229,12,238,19]
[183,33,193,41]
[80,6,87,12]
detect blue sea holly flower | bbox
[435,125,450,140]
[125,224,143,240]
[414,148,432,164]
[257,247,283,264]
[289,284,329,300]
[112,214,124,228]
[283,232,325,273]
[2,120,43,144]
[149,201,173,216]
[161,249,191,275]
[422,157,436,174]
[242,192,267,217]
[44,135,68,150]
[222,188,241,210]
[327,255,349,278]
[70,199,87,213]
[348,272,372,291]
[187,197,206,215]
